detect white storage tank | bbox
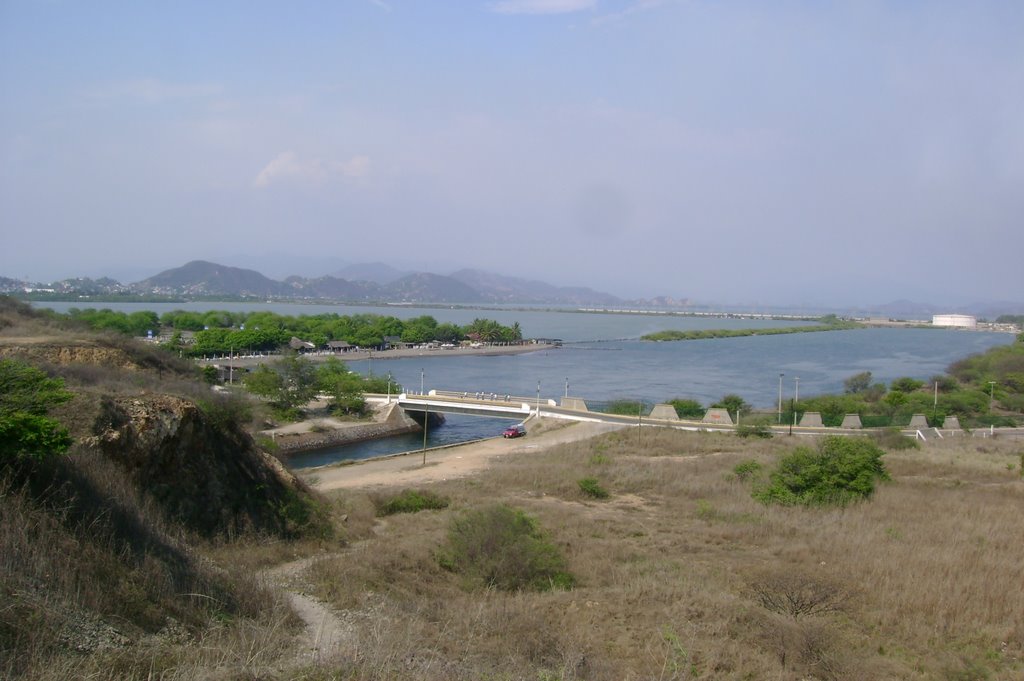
[932,314,977,329]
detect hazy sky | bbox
[2,1,1022,306]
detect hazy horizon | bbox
[3,2,1022,307]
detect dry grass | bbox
[293,428,1024,680]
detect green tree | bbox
[669,398,705,418]
[844,371,873,394]
[316,358,366,415]
[890,377,924,393]
[243,356,318,411]
[712,394,750,418]
[0,359,73,463]
[244,364,284,401]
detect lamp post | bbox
[794,376,800,405]
[422,368,429,462]
[778,373,784,423]
[387,372,392,404]
[989,381,996,410]
[565,377,569,399]
[536,380,541,418]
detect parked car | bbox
[502,424,526,438]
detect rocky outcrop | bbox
[86,394,326,538]
[0,341,140,370]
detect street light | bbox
[778,373,784,423]
[989,381,996,410]
[536,380,541,418]
[794,376,800,405]
[422,368,429,462]
[565,377,569,399]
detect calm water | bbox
[32,301,1015,467]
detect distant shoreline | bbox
[198,342,558,368]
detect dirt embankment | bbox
[303,419,628,491]
[266,403,423,455]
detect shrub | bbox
[712,394,751,417]
[749,570,852,619]
[668,398,704,418]
[374,489,450,516]
[0,359,73,463]
[604,399,647,416]
[577,477,609,499]
[870,428,919,451]
[733,459,764,481]
[437,505,574,591]
[754,436,890,506]
[737,422,773,439]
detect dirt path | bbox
[264,554,353,665]
[302,420,628,491]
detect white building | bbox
[932,314,977,329]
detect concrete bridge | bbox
[377,391,1024,440]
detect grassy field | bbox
[287,427,1024,680]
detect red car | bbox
[502,424,526,438]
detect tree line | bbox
[660,332,1024,428]
[58,308,524,356]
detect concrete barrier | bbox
[561,397,589,411]
[841,414,863,429]
[649,404,680,421]
[702,408,733,426]
[909,414,929,429]
[799,412,823,427]
[942,415,962,431]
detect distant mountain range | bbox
[21,260,631,307]
[2,261,1021,318]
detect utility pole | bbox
[778,373,784,423]
[989,381,996,411]
[421,368,428,463]
[638,401,642,445]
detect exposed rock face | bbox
[87,394,322,538]
[0,341,140,370]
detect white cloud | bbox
[490,0,596,15]
[253,151,370,188]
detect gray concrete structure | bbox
[840,413,863,429]
[561,397,589,411]
[702,408,733,426]
[649,404,680,421]
[942,415,962,431]
[909,413,929,429]
[799,412,824,427]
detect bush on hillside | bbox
[437,505,574,592]
[0,359,73,464]
[754,436,889,507]
[577,476,610,499]
[374,489,450,516]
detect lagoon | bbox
[32,301,1015,465]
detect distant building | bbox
[932,314,976,329]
